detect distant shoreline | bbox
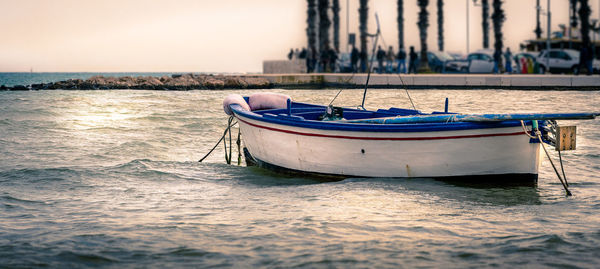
[2,73,600,91]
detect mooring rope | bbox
[524,120,572,196]
[520,120,537,139]
[227,116,233,164]
[524,120,570,187]
[551,120,569,186]
[236,127,242,165]
[198,116,237,163]
[538,131,572,196]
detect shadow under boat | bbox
[244,148,542,206]
[243,147,538,188]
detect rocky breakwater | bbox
[0,73,272,91]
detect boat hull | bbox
[234,114,541,181]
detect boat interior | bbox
[247,101,451,122]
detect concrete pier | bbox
[245,73,600,90]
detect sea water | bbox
[1,88,599,268]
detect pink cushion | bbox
[248,92,291,111]
[223,94,250,115]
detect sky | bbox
[1,0,599,73]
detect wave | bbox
[55,250,117,264]
[105,141,156,153]
[0,118,12,125]
[105,159,200,182]
[0,167,81,183]
[0,194,47,204]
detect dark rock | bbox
[30,83,45,90]
[10,85,29,91]
[159,76,170,83]
[47,83,60,90]
[204,78,225,89]
[79,82,95,90]
[1,85,7,90]
[223,77,248,88]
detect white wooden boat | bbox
[223,93,598,184]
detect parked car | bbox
[427,51,456,73]
[466,50,497,73]
[336,53,353,73]
[594,58,600,74]
[444,59,468,73]
[536,49,580,74]
[448,52,465,60]
[444,49,498,73]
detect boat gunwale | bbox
[230,103,530,133]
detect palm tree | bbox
[317,1,330,51]
[332,0,340,52]
[397,0,404,50]
[318,0,331,71]
[359,0,369,72]
[579,0,591,47]
[482,0,490,49]
[491,0,505,71]
[307,0,317,72]
[579,0,592,74]
[569,0,578,48]
[417,0,430,72]
[437,0,444,51]
[570,0,579,30]
[534,0,542,39]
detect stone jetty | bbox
[0,73,272,91]
[2,73,600,91]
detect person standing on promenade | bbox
[351,45,360,72]
[577,46,589,75]
[320,46,331,72]
[360,50,367,72]
[386,46,395,73]
[504,48,513,74]
[299,47,307,59]
[587,45,594,75]
[493,50,501,74]
[287,49,294,60]
[519,57,528,74]
[397,47,407,74]
[584,45,593,75]
[408,46,418,74]
[328,47,338,72]
[308,46,317,73]
[526,57,534,74]
[376,46,386,73]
